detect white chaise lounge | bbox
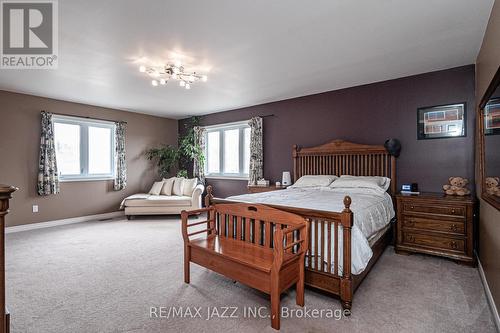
[120,177,204,219]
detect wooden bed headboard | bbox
[292,140,397,195]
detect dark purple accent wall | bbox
[181,65,475,198]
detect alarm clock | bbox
[402,184,411,191]
[401,183,419,195]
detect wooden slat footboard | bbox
[205,185,355,310]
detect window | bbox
[53,115,116,181]
[204,121,251,179]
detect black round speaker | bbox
[384,138,402,157]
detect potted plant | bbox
[178,116,205,178]
[145,144,179,179]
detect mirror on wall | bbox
[480,68,500,209]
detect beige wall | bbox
[476,0,500,312]
[0,90,178,227]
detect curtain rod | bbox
[46,111,128,124]
[48,113,274,125]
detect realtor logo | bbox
[1,0,58,69]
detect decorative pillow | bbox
[182,178,198,196]
[172,177,185,196]
[148,181,164,195]
[290,175,338,188]
[160,177,175,196]
[329,175,391,193]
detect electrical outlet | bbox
[32,205,39,213]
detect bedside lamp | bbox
[282,171,291,186]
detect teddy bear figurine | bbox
[485,177,500,197]
[443,177,471,196]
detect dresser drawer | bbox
[401,216,465,235]
[402,231,465,253]
[402,202,465,217]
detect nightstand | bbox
[247,185,288,194]
[395,192,476,266]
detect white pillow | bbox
[148,181,164,195]
[182,178,198,196]
[290,175,338,188]
[329,175,391,193]
[172,177,185,196]
[160,177,175,196]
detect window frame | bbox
[53,115,116,182]
[204,120,251,180]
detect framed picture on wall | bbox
[484,98,500,135]
[417,103,466,140]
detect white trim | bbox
[204,121,251,178]
[59,177,114,183]
[6,211,124,234]
[478,256,500,332]
[53,114,115,126]
[205,176,249,181]
[202,119,249,130]
[53,116,116,181]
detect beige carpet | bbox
[5,216,497,333]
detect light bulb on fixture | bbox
[140,61,207,90]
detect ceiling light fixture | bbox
[139,62,208,90]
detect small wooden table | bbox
[247,185,288,194]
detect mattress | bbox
[368,222,392,247]
[226,187,395,275]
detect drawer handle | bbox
[410,206,415,209]
[450,241,458,249]
[449,224,458,232]
[407,235,415,242]
[451,209,456,214]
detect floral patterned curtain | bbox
[193,126,206,184]
[114,121,127,191]
[37,111,60,196]
[248,117,263,185]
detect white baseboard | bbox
[478,257,500,332]
[6,211,125,234]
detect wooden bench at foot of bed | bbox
[181,203,308,330]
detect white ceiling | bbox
[0,0,494,119]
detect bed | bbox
[204,139,397,310]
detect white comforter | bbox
[226,187,395,275]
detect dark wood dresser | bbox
[0,185,16,333]
[395,192,476,266]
